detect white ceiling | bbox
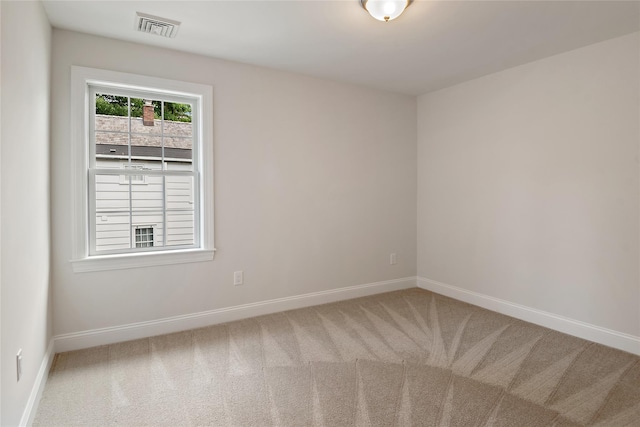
[42,0,639,95]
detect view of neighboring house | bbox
[94,104,195,252]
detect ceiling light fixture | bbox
[360,0,412,22]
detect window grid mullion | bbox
[162,101,167,248]
[128,96,133,250]
[192,101,201,248]
[161,101,165,168]
[93,169,195,177]
[88,171,97,256]
[94,128,191,139]
[88,84,193,105]
[88,89,97,256]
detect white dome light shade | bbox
[361,0,411,22]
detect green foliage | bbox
[95,94,192,123]
[95,94,129,117]
[164,102,192,122]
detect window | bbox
[71,67,214,272]
[90,85,199,255]
[135,227,154,248]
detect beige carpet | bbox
[34,288,640,426]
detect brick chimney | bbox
[143,100,155,126]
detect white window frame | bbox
[70,66,215,273]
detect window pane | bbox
[130,134,162,148]
[165,175,195,246]
[131,175,163,212]
[166,210,194,247]
[130,135,163,164]
[96,157,128,171]
[95,131,128,165]
[165,137,193,171]
[95,174,132,252]
[132,211,164,248]
[130,97,162,135]
[95,93,129,132]
[163,102,192,137]
[164,101,193,172]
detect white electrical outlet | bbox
[233,271,243,286]
[16,349,22,382]
[390,253,397,265]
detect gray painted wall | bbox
[50,29,418,336]
[1,2,52,425]
[418,33,640,336]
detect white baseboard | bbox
[54,276,417,352]
[417,277,640,356]
[20,339,55,427]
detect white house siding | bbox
[94,160,195,252]
[93,114,195,252]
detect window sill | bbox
[71,249,216,273]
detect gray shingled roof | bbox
[95,144,192,160]
[95,115,193,150]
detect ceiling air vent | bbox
[135,12,180,38]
